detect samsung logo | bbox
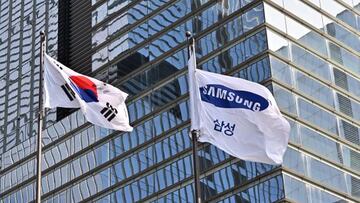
[200,84,269,111]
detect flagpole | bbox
[36,31,46,203]
[191,130,201,203]
[186,31,202,203]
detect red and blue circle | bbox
[69,76,99,103]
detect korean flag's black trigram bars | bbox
[101,102,118,121]
[61,83,76,101]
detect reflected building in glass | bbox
[0,0,58,155]
[0,0,59,183]
[1,0,360,202]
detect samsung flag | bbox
[44,54,133,132]
[189,57,289,165]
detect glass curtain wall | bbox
[2,0,360,202]
[265,0,360,202]
[0,0,58,167]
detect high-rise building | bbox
[0,0,58,156]
[0,0,360,202]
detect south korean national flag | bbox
[44,54,133,132]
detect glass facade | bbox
[0,0,58,162]
[266,0,360,202]
[0,0,360,202]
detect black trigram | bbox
[61,83,76,101]
[55,62,63,70]
[100,102,118,122]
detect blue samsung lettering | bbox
[200,84,269,111]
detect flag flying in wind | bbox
[44,54,133,132]
[188,42,290,165]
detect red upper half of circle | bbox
[69,75,97,95]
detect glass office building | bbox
[0,0,58,156]
[1,0,360,202]
[0,0,59,182]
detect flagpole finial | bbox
[185,31,192,38]
[40,31,45,41]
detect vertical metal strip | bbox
[36,31,46,203]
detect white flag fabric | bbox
[188,40,200,131]
[188,55,290,165]
[44,54,133,132]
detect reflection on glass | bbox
[284,147,360,199]
[92,3,108,26]
[92,46,109,71]
[325,17,360,52]
[264,3,286,32]
[295,71,334,107]
[283,0,323,29]
[329,42,360,74]
[291,43,331,81]
[233,56,270,83]
[298,98,338,135]
[217,175,284,203]
[267,29,289,58]
[269,55,292,85]
[284,174,345,203]
[273,84,297,115]
[91,0,261,73]
[300,126,342,163]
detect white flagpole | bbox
[186,31,202,203]
[36,31,46,203]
